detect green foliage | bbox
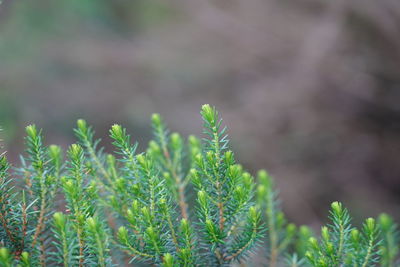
[256,170,297,266]
[305,202,381,267]
[0,105,398,266]
[378,213,399,267]
[190,105,263,265]
[0,125,61,266]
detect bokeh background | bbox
[1,0,400,227]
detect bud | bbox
[179,248,190,260]
[151,113,162,128]
[77,119,87,132]
[205,219,217,239]
[234,186,245,201]
[0,248,11,263]
[189,169,200,187]
[47,175,56,185]
[378,213,393,231]
[163,253,174,267]
[163,172,172,183]
[331,201,342,215]
[136,154,147,169]
[206,151,215,165]
[224,150,234,164]
[146,226,157,239]
[188,135,199,146]
[141,207,151,223]
[321,226,330,242]
[68,144,83,159]
[126,209,136,225]
[305,251,314,262]
[286,223,297,237]
[170,132,182,150]
[49,145,62,160]
[21,251,30,265]
[25,125,37,139]
[242,172,252,187]
[365,217,376,233]
[276,212,286,228]
[299,225,312,238]
[197,190,207,208]
[110,124,123,140]
[107,154,116,166]
[118,226,128,242]
[116,178,125,191]
[257,170,271,188]
[77,214,85,225]
[148,141,161,155]
[228,164,241,179]
[63,180,75,195]
[308,237,319,250]
[249,206,258,221]
[351,229,360,242]
[326,242,334,256]
[86,217,97,230]
[257,185,266,203]
[195,154,204,168]
[188,135,200,147]
[190,149,200,159]
[132,200,139,213]
[53,212,66,229]
[180,218,189,233]
[159,198,168,213]
[201,104,216,124]
[318,258,328,267]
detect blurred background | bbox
[0,0,400,227]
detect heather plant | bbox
[305,202,381,267]
[378,213,399,267]
[256,170,305,267]
[0,105,398,266]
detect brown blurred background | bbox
[1,0,400,226]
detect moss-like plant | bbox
[0,105,398,266]
[305,202,381,267]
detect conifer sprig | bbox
[51,212,78,266]
[305,202,381,267]
[0,104,398,266]
[150,114,188,220]
[58,143,112,266]
[84,216,111,267]
[257,170,297,266]
[74,119,114,192]
[191,104,263,265]
[23,125,61,265]
[378,213,399,267]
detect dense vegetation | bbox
[0,105,398,266]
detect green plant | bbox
[305,202,381,267]
[103,105,264,266]
[378,213,399,267]
[256,170,299,266]
[0,105,398,266]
